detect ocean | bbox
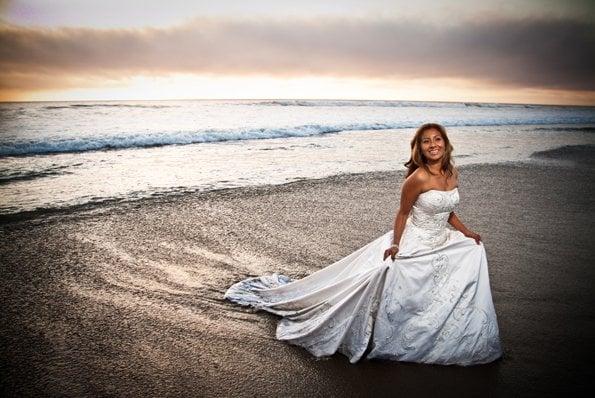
[1,99,594,216]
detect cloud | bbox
[0,16,594,92]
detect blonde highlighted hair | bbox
[404,123,454,178]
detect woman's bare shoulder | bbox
[403,168,429,192]
[410,167,432,183]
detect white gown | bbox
[224,188,502,365]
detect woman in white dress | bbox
[224,123,502,366]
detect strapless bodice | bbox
[401,188,460,251]
[410,188,459,230]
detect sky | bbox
[1,0,594,105]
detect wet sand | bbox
[1,159,594,397]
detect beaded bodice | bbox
[407,188,459,248]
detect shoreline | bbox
[0,157,582,227]
[1,168,398,226]
[1,159,594,396]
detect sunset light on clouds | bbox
[1,0,594,105]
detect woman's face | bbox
[420,128,445,162]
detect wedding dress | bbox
[224,187,502,365]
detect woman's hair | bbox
[404,123,454,178]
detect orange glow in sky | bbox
[1,1,594,105]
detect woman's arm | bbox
[448,212,481,244]
[383,174,423,260]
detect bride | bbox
[224,123,502,365]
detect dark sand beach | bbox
[1,156,594,397]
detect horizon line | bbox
[1,97,594,108]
